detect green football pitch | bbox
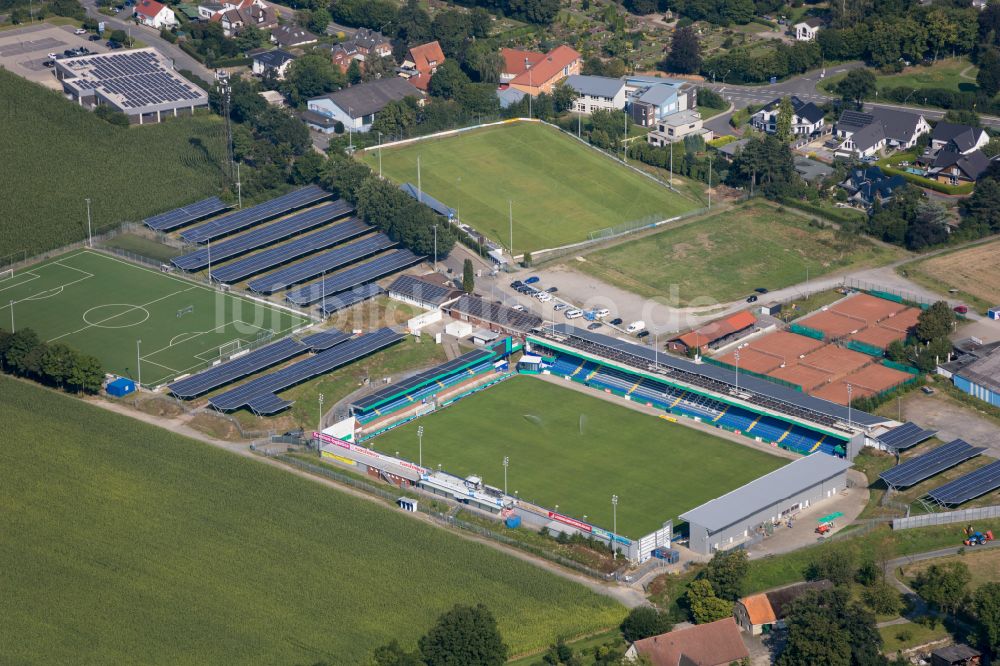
[0,250,312,386]
[361,121,699,253]
[374,376,786,537]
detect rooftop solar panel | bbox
[144,196,230,231]
[247,234,396,294]
[210,217,372,284]
[927,460,1000,507]
[877,422,937,451]
[318,284,385,315]
[285,250,422,306]
[181,185,330,243]
[171,200,353,271]
[209,328,404,412]
[167,338,308,398]
[352,348,496,412]
[300,328,350,351]
[879,439,986,489]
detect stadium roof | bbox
[680,454,851,533]
[545,324,885,427]
[399,183,456,218]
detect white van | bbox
[565,309,584,319]
[626,320,646,333]
[536,292,552,302]
[594,308,610,319]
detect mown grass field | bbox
[0,375,624,663]
[574,202,903,306]
[1,250,310,386]
[0,69,227,259]
[360,121,699,253]
[821,58,978,95]
[374,376,786,537]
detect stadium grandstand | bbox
[527,325,891,459]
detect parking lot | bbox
[0,23,108,89]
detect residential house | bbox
[734,580,833,635]
[750,96,825,137]
[325,28,392,72]
[198,0,275,33]
[325,43,360,73]
[930,122,990,154]
[305,77,425,134]
[841,166,907,207]
[928,148,991,184]
[134,0,177,28]
[197,2,225,19]
[834,107,930,158]
[667,310,756,353]
[564,75,626,113]
[507,44,581,96]
[251,49,294,80]
[499,47,545,82]
[400,40,445,91]
[794,156,835,182]
[647,110,712,146]
[624,618,749,666]
[930,644,982,666]
[270,25,318,49]
[793,17,822,41]
[623,75,694,127]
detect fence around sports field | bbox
[892,504,1000,530]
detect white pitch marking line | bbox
[48,286,197,343]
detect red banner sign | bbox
[313,431,428,475]
[546,511,592,533]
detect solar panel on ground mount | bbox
[352,348,496,412]
[300,327,351,351]
[247,234,396,294]
[209,328,404,412]
[246,393,294,415]
[318,284,385,315]
[171,200,353,271]
[877,422,937,451]
[285,250,422,306]
[143,197,230,231]
[181,185,330,243]
[210,217,372,284]
[927,460,1000,506]
[167,337,307,398]
[879,439,986,489]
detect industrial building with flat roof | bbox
[53,48,208,124]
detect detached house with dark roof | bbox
[918,122,992,184]
[751,96,825,137]
[834,107,930,158]
[931,122,990,154]
[841,166,907,207]
[305,77,424,133]
[251,49,294,80]
[269,25,318,49]
[793,17,822,41]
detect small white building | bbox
[564,75,626,114]
[647,110,712,146]
[793,18,822,41]
[134,0,177,28]
[751,96,825,137]
[251,49,295,80]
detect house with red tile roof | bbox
[134,0,176,28]
[401,40,445,91]
[625,618,749,666]
[508,44,581,96]
[500,47,545,82]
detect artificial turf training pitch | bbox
[0,250,311,386]
[362,121,699,253]
[374,376,787,537]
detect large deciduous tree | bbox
[418,604,508,666]
[665,25,702,74]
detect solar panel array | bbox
[209,328,404,413]
[880,439,986,489]
[248,234,396,294]
[286,250,422,306]
[64,50,204,110]
[927,460,1000,506]
[144,197,230,231]
[301,327,350,351]
[352,348,496,412]
[877,421,937,451]
[167,338,308,398]
[210,217,372,284]
[172,200,353,271]
[181,185,330,243]
[318,284,385,316]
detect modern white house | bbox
[305,77,424,134]
[623,75,694,127]
[564,75,626,114]
[133,0,177,28]
[647,110,712,146]
[793,18,822,41]
[751,96,825,137]
[834,107,930,158]
[251,49,295,80]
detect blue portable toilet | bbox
[106,377,136,397]
[989,306,1000,320]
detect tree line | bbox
[0,328,104,394]
[366,603,509,666]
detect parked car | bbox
[524,276,540,284]
[74,28,87,34]
[545,286,558,293]
[510,280,523,289]
[610,317,623,326]
[637,330,651,339]
[47,52,59,59]
[626,321,645,333]
[921,386,935,395]
[565,309,583,319]
[43,60,55,67]
[954,305,969,314]
[535,292,552,302]
[746,295,758,303]
[511,304,526,312]
[587,322,602,330]
[89,34,101,41]
[107,40,122,48]
[754,287,768,294]
[553,303,568,311]
[594,308,610,319]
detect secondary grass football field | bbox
[0,375,623,663]
[0,250,311,386]
[361,121,699,253]
[574,202,904,306]
[375,376,786,537]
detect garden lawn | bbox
[374,376,786,537]
[574,202,902,306]
[0,375,624,664]
[360,121,698,253]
